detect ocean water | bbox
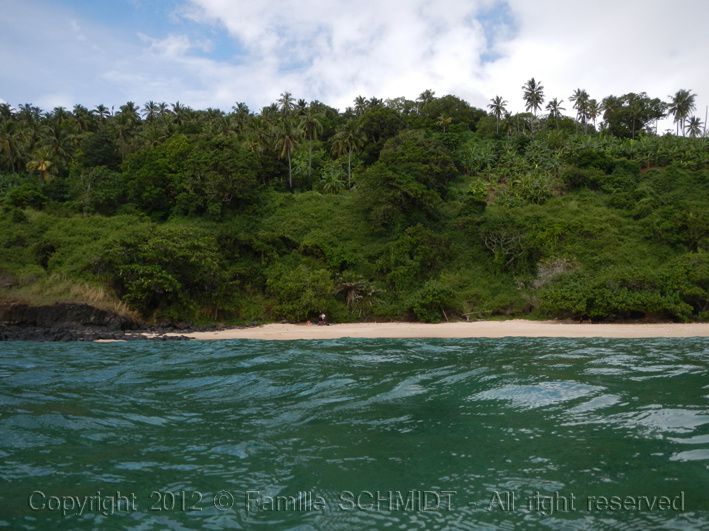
[0,338,707,530]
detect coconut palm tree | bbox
[275,117,301,191]
[436,114,452,133]
[587,99,600,130]
[72,104,93,133]
[331,120,365,188]
[667,89,696,136]
[299,108,323,181]
[522,78,544,117]
[686,116,703,138]
[0,103,13,120]
[142,101,159,122]
[353,96,368,116]
[26,147,55,183]
[545,97,565,126]
[0,119,25,172]
[42,122,76,168]
[278,92,295,116]
[231,102,250,135]
[115,102,141,157]
[171,101,189,127]
[17,104,42,125]
[92,104,110,122]
[119,101,141,126]
[296,98,308,115]
[569,88,590,130]
[488,96,507,134]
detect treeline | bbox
[0,83,707,324]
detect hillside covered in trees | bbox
[0,82,707,325]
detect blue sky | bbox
[1,0,707,131]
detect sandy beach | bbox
[172,320,709,340]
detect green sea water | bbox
[0,338,708,530]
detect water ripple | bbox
[0,337,707,529]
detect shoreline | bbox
[166,320,709,341]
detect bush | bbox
[538,263,701,322]
[266,263,334,321]
[408,279,458,322]
[72,166,126,215]
[99,226,227,319]
[359,130,457,229]
[378,225,449,291]
[561,165,604,190]
[5,183,48,209]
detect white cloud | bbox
[177,0,709,128]
[0,0,707,130]
[480,0,709,130]
[182,0,497,108]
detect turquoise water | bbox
[0,338,708,529]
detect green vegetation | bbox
[0,85,707,324]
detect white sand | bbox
[170,320,709,341]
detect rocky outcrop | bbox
[0,302,142,341]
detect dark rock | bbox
[0,302,215,341]
[0,302,144,341]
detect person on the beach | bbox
[318,313,327,326]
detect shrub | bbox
[266,263,334,321]
[5,183,48,209]
[408,279,458,322]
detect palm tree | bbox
[336,272,379,316]
[587,99,600,130]
[92,104,110,122]
[119,101,141,125]
[686,116,703,138]
[48,107,70,129]
[43,122,75,168]
[488,96,507,134]
[72,104,93,133]
[353,96,367,116]
[331,120,365,188]
[436,114,452,133]
[17,104,42,125]
[0,119,25,172]
[667,89,696,136]
[231,102,250,134]
[115,102,141,157]
[0,103,13,120]
[275,117,301,190]
[545,97,565,126]
[26,147,55,183]
[171,101,188,126]
[569,88,590,130]
[142,101,159,122]
[522,78,544,117]
[278,92,295,116]
[299,108,323,181]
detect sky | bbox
[1,0,707,131]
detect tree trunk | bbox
[287,150,293,191]
[308,140,312,184]
[348,150,352,188]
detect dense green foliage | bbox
[0,87,707,324]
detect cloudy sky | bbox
[1,0,707,130]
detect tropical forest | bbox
[0,82,707,325]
